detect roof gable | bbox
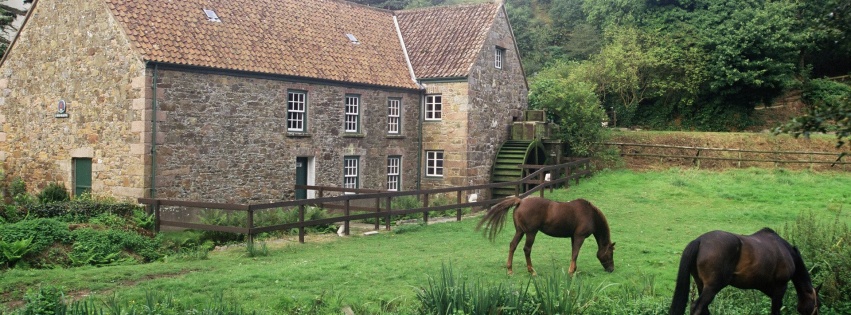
[396,3,500,79]
[105,0,420,89]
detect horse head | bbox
[597,242,616,272]
[798,285,820,315]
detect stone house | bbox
[0,0,527,203]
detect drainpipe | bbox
[417,88,424,191]
[149,63,158,198]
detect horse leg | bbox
[766,286,788,315]
[506,230,524,275]
[690,284,722,315]
[523,231,538,276]
[568,236,586,275]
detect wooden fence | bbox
[606,142,849,170]
[138,158,592,244]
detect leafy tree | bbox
[528,61,607,156]
[0,1,31,57]
[775,79,851,151]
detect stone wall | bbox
[0,0,148,200]
[153,68,422,203]
[466,7,528,192]
[420,7,528,196]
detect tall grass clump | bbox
[416,264,607,315]
[782,210,851,314]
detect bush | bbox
[0,218,71,261]
[782,211,851,313]
[70,228,161,266]
[36,183,70,204]
[24,199,142,223]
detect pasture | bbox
[2,168,850,314]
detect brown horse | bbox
[670,228,820,315]
[476,196,615,275]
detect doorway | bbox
[295,157,314,199]
[73,158,92,197]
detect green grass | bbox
[2,168,850,314]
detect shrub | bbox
[36,182,70,204]
[782,211,851,313]
[70,228,161,266]
[20,285,67,315]
[25,199,142,222]
[0,237,34,268]
[0,218,71,260]
[9,177,27,202]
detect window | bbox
[287,90,307,132]
[425,95,442,121]
[388,98,401,134]
[387,156,401,191]
[345,95,360,133]
[495,46,505,69]
[426,150,444,177]
[343,156,359,189]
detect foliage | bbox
[199,206,336,245]
[528,60,608,156]
[36,182,70,204]
[782,210,851,313]
[19,285,66,315]
[70,228,161,266]
[0,237,33,268]
[0,218,71,262]
[246,241,269,258]
[416,263,607,314]
[19,199,142,223]
[4,287,258,315]
[775,79,851,151]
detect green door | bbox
[73,158,92,197]
[295,157,308,200]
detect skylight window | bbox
[346,33,360,44]
[204,9,221,22]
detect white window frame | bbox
[425,150,444,177]
[345,95,360,133]
[425,95,442,121]
[387,156,401,191]
[287,90,307,132]
[495,46,505,69]
[388,98,401,134]
[343,156,359,190]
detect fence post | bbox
[247,207,254,247]
[154,199,161,234]
[423,194,429,224]
[344,199,351,236]
[456,191,462,221]
[694,149,701,169]
[385,196,392,230]
[298,205,305,243]
[374,197,380,230]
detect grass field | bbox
[2,168,850,314]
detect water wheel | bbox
[490,140,548,199]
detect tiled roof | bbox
[105,0,420,89]
[396,3,500,79]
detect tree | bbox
[528,61,607,156]
[776,79,851,151]
[0,1,31,58]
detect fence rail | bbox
[138,158,592,244]
[605,142,848,170]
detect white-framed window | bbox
[287,90,307,132]
[345,95,360,133]
[343,156,359,189]
[425,150,444,177]
[425,95,442,121]
[388,98,401,134]
[495,46,505,69]
[387,156,401,191]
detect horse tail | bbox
[475,196,522,242]
[670,238,700,315]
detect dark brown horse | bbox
[476,196,615,275]
[670,228,820,315]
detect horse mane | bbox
[580,199,612,244]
